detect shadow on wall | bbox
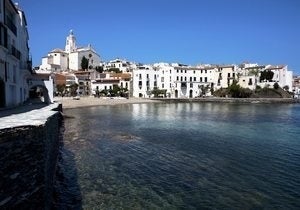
[52,122,83,209]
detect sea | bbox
[54,102,300,209]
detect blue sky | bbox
[16,0,300,74]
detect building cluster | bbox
[39,31,297,99]
[0,0,298,109]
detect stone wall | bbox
[0,105,63,209]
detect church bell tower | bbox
[65,30,77,53]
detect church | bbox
[39,30,101,71]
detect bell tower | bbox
[65,29,77,53]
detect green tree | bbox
[151,87,166,97]
[69,83,79,96]
[228,80,252,98]
[273,82,279,89]
[56,84,66,96]
[81,56,89,70]
[95,66,104,73]
[260,70,274,82]
[108,68,121,73]
[283,85,289,91]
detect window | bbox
[193,70,195,74]
[0,24,8,48]
[205,70,207,74]
[190,83,193,88]
[190,77,192,82]
[181,76,183,81]
[228,73,230,77]
[205,77,207,82]
[200,77,203,82]
[139,74,142,79]
[177,76,179,81]
[248,78,253,85]
[194,77,196,81]
[162,83,164,88]
[161,77,164,82]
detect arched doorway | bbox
[29,85,50,104]
[0,78,5,107]
[189,90,193,98]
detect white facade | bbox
[104,58,135,73]
[90,72,131,96]
[132,62,294,98]
[40,48,68,71]
[0,1,32,107]
[68,45,101,71]
[40,31,101,72]
[132,63,217,98]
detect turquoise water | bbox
[55,103,300,209]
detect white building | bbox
[132,62,294,98]
[258,65,293,91]
[40,30,101,72]
[132,63,217,98]
[40,48,68,71]
[91,72,131,96]
[104,58,135,73]
[0,0,32,107]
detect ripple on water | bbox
[55,103,300,209]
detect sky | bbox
[16,0,300,74]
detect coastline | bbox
[152,97,300,104]
[54,96,160,109]
[55,96,300,110]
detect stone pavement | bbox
[0,103,61,130]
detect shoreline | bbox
[152,97,300,104]
[54,96,160,109]
[55,96,300,110]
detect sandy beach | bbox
[54,96,300,109]
[54,96,160,109]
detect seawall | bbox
[0,103,63,209]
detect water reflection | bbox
[57,103,300,209]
